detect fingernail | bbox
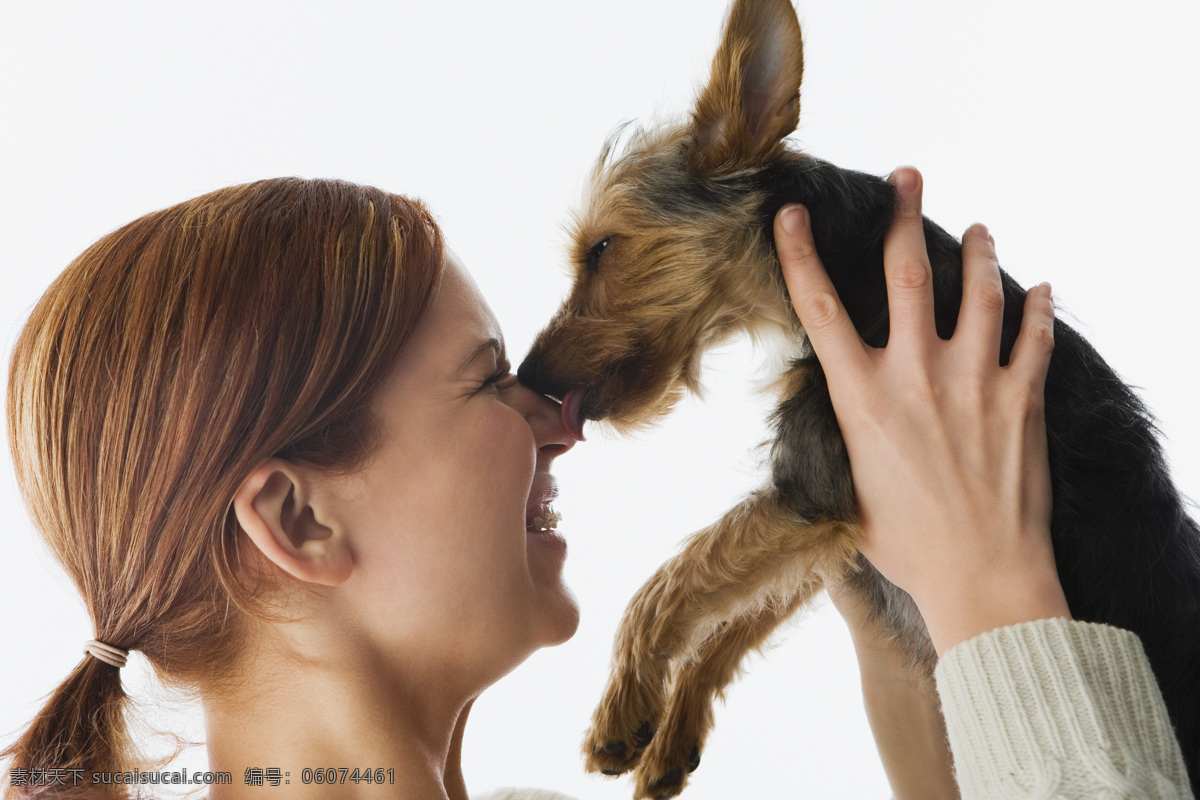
[1035,282,1054,310]
[968,222,990,242]
[890,167,918,192]
[781,204,808,234]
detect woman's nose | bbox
[516,384,576,460]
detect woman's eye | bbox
[483,370,515,389]
[585,237,610,274]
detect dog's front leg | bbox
[583,486,860,792]
[631,589,810,800]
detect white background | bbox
[2,1,1198,798]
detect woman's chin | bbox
[524,527,579,644]
[534,579,581,647]
[551,586,581,644]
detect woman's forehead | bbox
[441,251,504,343]
[394,251,506,380]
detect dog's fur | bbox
[517,1,1200,796]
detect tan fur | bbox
[582,489,858,797]
[521,2,870,797]
[530,125,797,437]
[692,0,804,170]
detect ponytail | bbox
[3,657,132,799]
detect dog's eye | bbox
[585,237,611,274]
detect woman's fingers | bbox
[882,167,936,346]
[774,204,868,379]
[1008,282,1056,395]
[956,223,1006,368]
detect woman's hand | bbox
[773,166,1069,655]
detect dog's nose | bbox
[517,352,543,392]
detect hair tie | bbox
[84,640,129,669]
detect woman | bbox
[4,177,578,799]
[3,171,1188,800]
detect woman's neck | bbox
[202,625,475,800]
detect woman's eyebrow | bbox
[456,337,502,374]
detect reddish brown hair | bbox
[4,177,444,798]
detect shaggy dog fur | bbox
[518,1,1200,796]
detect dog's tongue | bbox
[561,388,587,442]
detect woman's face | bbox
[326,252,579,684]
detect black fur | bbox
[520,121,1200,789]
[759,152,1200,787]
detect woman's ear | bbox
[233,459,353,586]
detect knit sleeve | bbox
[934,617,1192,799]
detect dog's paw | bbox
[583,718,657,776]
[633,738,701,799]
[629,671,713,799]
[584,649,670,777]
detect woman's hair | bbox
[3,177,444,798]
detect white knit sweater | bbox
[935,617,1193,799]
[472,790,577,800]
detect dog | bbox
[517,0,1200,797]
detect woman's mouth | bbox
[526,508,562,532]
[526,472,562,532]
[525,513,561,532]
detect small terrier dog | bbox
[518,0,1200,796]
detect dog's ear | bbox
[689,0,804,171]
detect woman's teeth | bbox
[526,510,562,532]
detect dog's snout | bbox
[517,351,545,393]
[519,348,573,403]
